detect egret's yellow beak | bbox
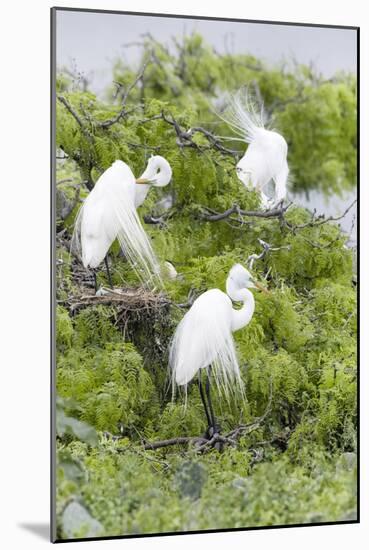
[254,280,270,294]
[135,178,152,185]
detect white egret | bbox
[220,90,289,209]
[170,263,269,435]
[71,155,172,289]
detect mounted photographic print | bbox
[51,7,359,542]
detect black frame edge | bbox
[51,6,359,30]
[356,25,360,524]
[51,6,57,544]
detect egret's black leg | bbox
[93,271,98,292]
[205,367,218,434]
[104,256,113,289]
[198,371,211,428]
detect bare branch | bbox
[57,95,94,144]
[247,238,291,269]
[199,198,356,242]
[141,111,239,158]
[97,59,151,129]
[141,114,164,124]
[285,199,357,232]
[187,126,239,156]
[61,67,91,92]
[142,436,207,450]
[143,215,168,227]
[199,202,292,223]
[143,207,176,227]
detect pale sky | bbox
[56,9,357,95]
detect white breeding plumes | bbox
[219,89,289,209]
[169,263,269,430]
[71,155,172,286]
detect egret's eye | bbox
[236,167,242,173]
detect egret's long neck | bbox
[134,183,151,209]
[226,282,255,333]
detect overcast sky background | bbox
[56,10,357,95]
[55,10,357,239]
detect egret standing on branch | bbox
[170,264,269,436]
[219,89,289,209]
[71,155,172,290]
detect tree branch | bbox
[199,202,292,222]
[142,436,207,450]
[141,111,239,158]
[143,207,176,227]
[285,199,357,232]
[141,381,273,453]
[187,126,239,156]
[96,60,151,129]
[57,95,94,144]
[247,238,291,269]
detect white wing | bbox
[170,289,243,396]
[71,160,161,284]
[240,129,288,189]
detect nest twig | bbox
[66,287,171,315]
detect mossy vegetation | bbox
[55,33,357,539]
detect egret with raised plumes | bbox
[72,155,172,289]
[170,263,269,436]
[220,90,289,209]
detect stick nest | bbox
[67,287,171,315]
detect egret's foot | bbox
[204,422,222,441]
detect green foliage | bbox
[56,441,356,538]
[106,33,357,195]
[73,305,119,347]
[56,306,74,350]
[57,314,158,434]
[55,33,357,538]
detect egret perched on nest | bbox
[219,89,289,209]
[71,155,172,289]
[170,264,269,436]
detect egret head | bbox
[227,263,269,294]
[136,155,172,187]
[236,158,253,189]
